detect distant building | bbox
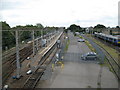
[102,27,120,35]
[59,27,65,30]
[85,27,89,33]
[101,28,110,34]
[85,27,93,33]
[111,28,120,35]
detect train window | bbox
[109,38,113,40]
[114,39,116,41]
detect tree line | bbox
[66,24,106,33]
[1,21,59,51]
[66,24,120,35]
[1,21,119,51]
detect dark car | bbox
[81,52,98,60]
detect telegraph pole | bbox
[0,29,2,89]
[41,29,43,39]
[30,30,35,72]
[41,29,44,47]
[36,38,39,51]
[32,30,35,56]
[16,30,21,79]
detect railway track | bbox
[23,46,57,88]
[2,44,33,85]
[2,31,63,88]
[2,43,32,64]
[91,36,120,80]
[100,46,120,80]
[2,37,44,85]
[83,35,120,81]
[22,32,63,88]
[23,70,44,88]
[2,44,32,64]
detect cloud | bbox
[1,0,119,27]
[1,0,25,10]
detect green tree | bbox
[94,24,106,29]
[1,21,15,51]
[68,24,82,32]
[93,24,106,33]
[1,21,11,30]
[64,29,68,33]
[20,31,31,41]
[36,23,44,29]
[116,26,120,28]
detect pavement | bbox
[36,31,118,88]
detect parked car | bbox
[78,39,85,42]
[81,52,97,60]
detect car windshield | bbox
[87,54,96,56]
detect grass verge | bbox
[78,35,96,52]
[85,40,96,52]
[65,39,70,52]
[86,34,119,62]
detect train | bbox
[94,32,120,45]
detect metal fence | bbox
[40,33,68,81]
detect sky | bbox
[1,0,120,27]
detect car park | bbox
[81,52,97,60]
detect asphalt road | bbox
[36,31,118,88]
[82,34,105,63]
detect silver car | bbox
[78,39,85,42]
[81,52,98,60]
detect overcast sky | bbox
[1,0,120,27]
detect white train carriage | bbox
[94,32,120,45]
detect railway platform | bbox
[4,32,63,88]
